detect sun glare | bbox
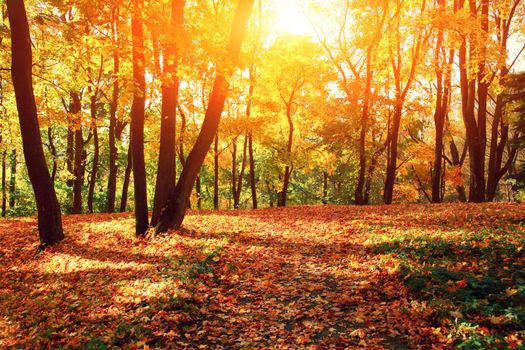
[275,1,314,36]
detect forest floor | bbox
[0,203,524,349]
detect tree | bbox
[383,0,427,204]
[7,0,63,246]
[130,0,149,236]
[155,0,255,234]
[151,0,184,227]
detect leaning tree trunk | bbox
[130,1,149,236]
[7,0,63,245]
[155,0,254,234]
[151,0,184,227]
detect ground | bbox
[0,203,524,349]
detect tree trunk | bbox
[322,171,328,204]
[9,150,16,208]
[196,172,202,210]
[431,13,445,203]
[151,0,184,227]
[278,96,295,207]
[66,126,74,187]
[355,49,372,205]
[106,5,119,213]
[7,0,63,245]
[87,94,99,213]
[248,131,257,209]
[130,1,149,236]
[120,140,132,212]
[231,137,237,207]
[383,104,402,204]
[234,134,248,209]
[47,128,58,183]
[70,92,83,214]
[459,0,485,202]
[213,133,219,209]
[1,149,6,217]
[155,0,254,234]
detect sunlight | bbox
[274,1,314,36]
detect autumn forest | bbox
[1,0,525,348]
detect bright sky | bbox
[274,0,316,36]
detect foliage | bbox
[0,203,524,348]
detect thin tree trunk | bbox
[1,149,6,217]
[120,140,132,212]
[71,92,83,214]
[355,49,372,205]
[7,0,63,245]
[449,138,468,202]
[87,94,99,213]
[213,133,219,209]
[248,131,257,209]
[322,171,328,204]
[9,150,16,208]
[47,128,58,183]
[234,134,248,209]
[196,172,201,210]
[384,105,402,204]
[155,0,254,234]
[66,126,74,187]
[107,5,119,213]
[231,137,237,207]
[278,91,297,207]
[130,1,149,236]
[151,0,184,227]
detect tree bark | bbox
[196,172,202,210]
[9,150,16,209]
[130,1,149,236]
[459,0,485,202]
[355,49,372,205]
[248,131,257,209]
[384,104,402,204]
[234,134,248,209]
[213,133,219,209]
[47,128,58,183]
[106,5,119,213]
[151,0,184,227]
[120,140,132,212]
[87,93,99,213]
[246,66,257,209]
[322,171,328,204]
[70,92,83,214]
[1,149,6,217]
[155,0,254,234]
[7,0,63,245]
